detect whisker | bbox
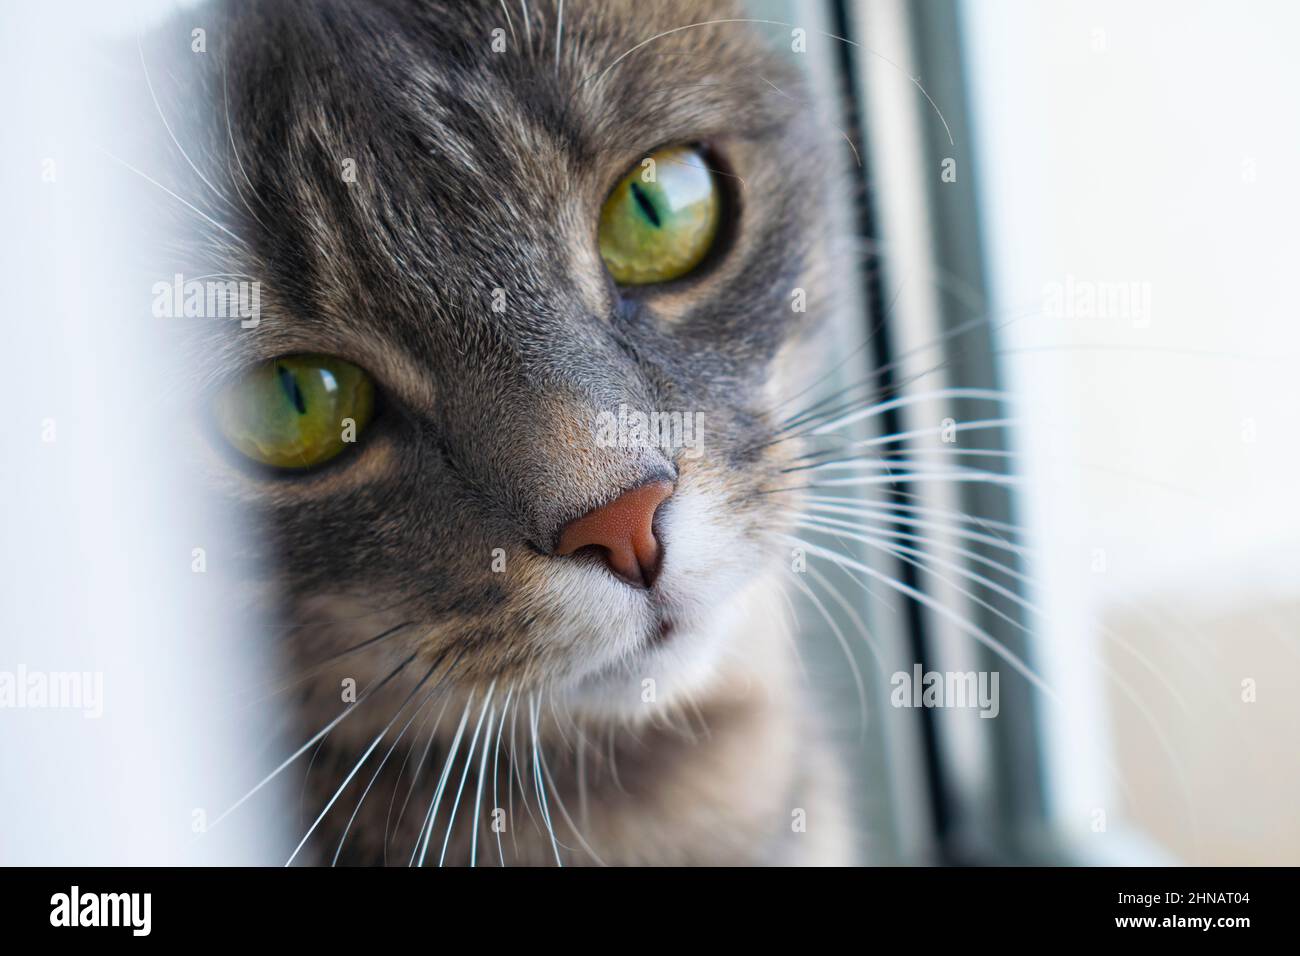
[95,146,246,249]
[498,0,517,46]
[507,696,532,857]
[208,651,417,831]
[796,520,1196,717]
[240,621,418,706]
[330,691,435,866]
[440,683,496,866]
[381,693,445,866]
[137,34,233,212]
[537,733,606,865]
[813,490,1024,538]
[413,694,473,867]
[808,469,1020,489]
[811,387,1009,437]
[518,0,532,51]
[284,662,440,865]
[789,445,1019,474]
[470,703,497,868]
[554,0,564,73]
[800,506,1031,565]
[492,684,515,867]
[763,468,1022,497]
[789,571,869,738]
[773,312,1027,434]
[584,18,955,146]
[780,534,1052,700]
[793,417,1019,462]
[804,563,889,673]
[508,691,548,841]
[220,61,269,232]
[530,693,563,866]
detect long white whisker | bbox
[809,387,1009,436]
[518,0,532,50]
[413,694,473,867]
[805,470,1021,490]
[798,518,1031,637]
[781,534,1053,700]
[440,682,496,866]
[537,735,606,865]
[554,0,564,73]
[793,458,1011,482]
[286,662,438,865]
[221,61,269,231]
[795,518,1194,717]
[498,0,517,45]
[209,652,416,830]
[797,512,1031,582]
[804,499,1027,556]
[137,34,231,208]
[789,572,869,738]
[330,687,439,866]
[470,704,496,868]
[385,695,447,864]
[492,684,515,867]
[508,694,540,840]
[805,493,1023,537]
[792,532,1198,822]
[816,418,1019,455]
[95,146,246,248]
[530,693,563,866]
[774,310,1023,431]
[585,18,954,145]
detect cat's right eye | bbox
[597,145,722,286]
[213,354,375,470]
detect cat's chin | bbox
[560,597,749,720]
[554,571,788,723]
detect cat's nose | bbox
[555,480,674,588]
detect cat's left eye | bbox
[598,145,721,286]
[213,354,375,470]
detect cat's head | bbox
[153,0,836,715]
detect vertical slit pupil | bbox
[277,364,308,414]
[630,181,661,228]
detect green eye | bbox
[598,145,721,285]
[214,354,375,470]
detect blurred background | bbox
[964,0,1300,865]
[781,0,1299,865]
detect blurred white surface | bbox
[0,0,277,865]
[963,0,1300,862]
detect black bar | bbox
[0,866,1285,941]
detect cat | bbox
[143,0,857,865]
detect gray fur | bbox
[140,0,852,865]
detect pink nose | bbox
[555,481,674,588]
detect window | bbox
[777,0,1298,865]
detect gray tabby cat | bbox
[147,0,855,865]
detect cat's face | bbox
[161,0,830,714]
